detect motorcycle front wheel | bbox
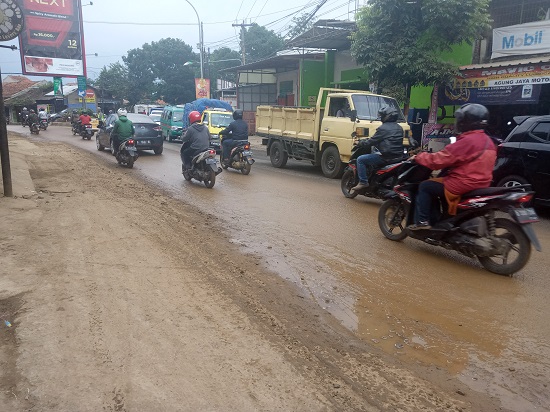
[478,218,531,276]
[341,168,358,199]
[378,199,409,241]
[203,170,216,188]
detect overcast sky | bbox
[1,0,365,81]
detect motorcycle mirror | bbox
[350,110,357,123]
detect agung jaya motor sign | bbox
[18,0,86,77]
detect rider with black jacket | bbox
[351,106,404,193]
[219,109,248,165]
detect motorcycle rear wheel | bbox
[341,168,358,199]
[241,161,251,175]
[378,199,409,241]
[126,159,134,169]
[203,170,216,188]
[478,218,531,276]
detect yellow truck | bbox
[256,88,411,178]
[201,108,233,153]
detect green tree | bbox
[351,0,491,112]
[208,47,241,90]
[286,12,316,40]
[94,62,129,100]
[123,38,197,105]
[243,24,284,63]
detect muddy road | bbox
[4,124,550,410]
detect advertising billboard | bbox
[492,20,550,59]
[195,78,210,99]
[18,0,86,77]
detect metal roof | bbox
[460,56,550,70]
[220,52,326,73]
[285,19,355,51]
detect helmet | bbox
[30,109,35,113]
[23,107,27,111]
[454,104,489,133]
[232,109,243,120]
[117,108,127,116]
[188,110,201,124]
[378,106,399,123]
[39,108,44,111]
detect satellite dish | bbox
[0,0,24,42]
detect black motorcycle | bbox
[71,122,80,136]
[341,142,406,199]
[80,123,94,140]
[378,162,541,275]
[115,138,139,168]
[220,140,255,175]
[182,148,221,188]
[30,122,40,135]
[39,119,48,131]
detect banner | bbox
[18,0,86,77]
[492,20,550,59]
[53,77,63,95]
[455,62,550,89]
[439,84,541,106]
[195,78,210,99]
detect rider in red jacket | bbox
[409,104,497,230]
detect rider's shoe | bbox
[407,221,432,231]
[351,182,369,193]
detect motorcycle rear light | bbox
[208,149,216,155]
[244,144,250,150]
[127,139,135,145]
[517,194,533,203]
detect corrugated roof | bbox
[460,56,550,70]
[221,52,325,73]
[286,19,355,51]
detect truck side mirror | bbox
[350,110,357,122]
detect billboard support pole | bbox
[0,67,13,197]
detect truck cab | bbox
[201,109,233,152]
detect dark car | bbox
[493,115,550,206]
[96,113,163,155]
[48,108,69,122]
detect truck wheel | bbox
[321,146,345,179]
[270,141,288,168]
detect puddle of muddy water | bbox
[229,227,550,412]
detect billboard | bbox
[18,0,86,77]
[195,78,210,99]
[492,20,550,59]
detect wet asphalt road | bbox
[11,124,550,410]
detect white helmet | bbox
[23,107,27,110]
[117,108,127,116]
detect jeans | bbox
[222,138,236,161]
[356,154,386,185]
[414,180,446,224]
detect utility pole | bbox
[232,20,253,65]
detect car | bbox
[96,113,164,155]
[492,115,550,206]
[48,108,69,122]
[149,110,162,125]
[160,106,184,142]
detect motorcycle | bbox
[182,148,222,188]
[30,122,40,135]
[39,118,48,131]
[20,113,28,127]
[220,140,255,175]
[378,162,541,275]
[80,124,94,140]
[71,122,80,136]
[115,138,139,168]
[341,142,407,199]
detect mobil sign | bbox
[492,20,550,59]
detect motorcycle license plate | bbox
[205,158,217,164]
[243,151,252,156]
[127,147,137,152]
[512,207,539,223]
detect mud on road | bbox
[0,134,502,411]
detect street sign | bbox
[77,76,86,97]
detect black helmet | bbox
[233,109,243,120]
[454,104,489,133]
[378,106,399,123]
